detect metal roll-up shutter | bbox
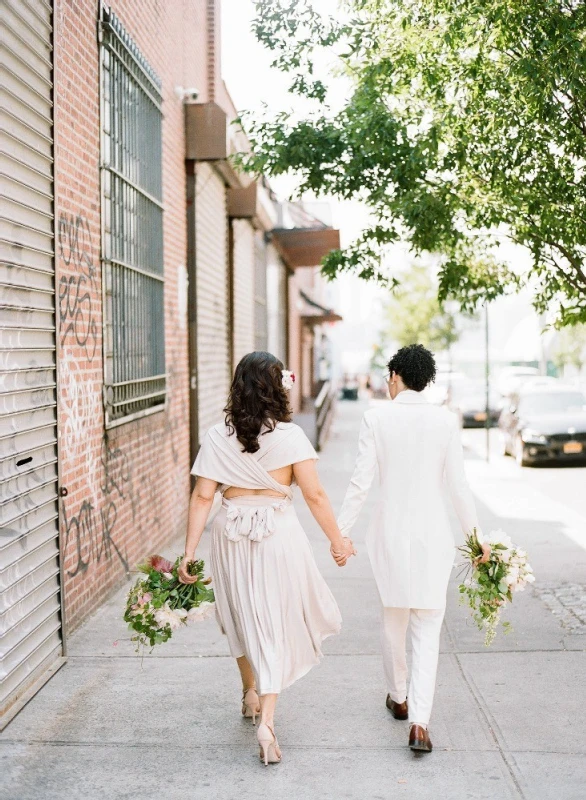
[195,162,230,439]
[232,218,254,364]
[253,230,268,352]
[0,0,63,726]
[266,243,288,365]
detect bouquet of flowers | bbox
[458,529,535,646]
[123,554,214,654]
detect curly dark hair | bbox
[224,351,293,453]
[387,344,437,392]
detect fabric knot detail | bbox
[222,499,289,543]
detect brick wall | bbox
[54,0,207,632]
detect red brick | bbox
[55,0,208,633]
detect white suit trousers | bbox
[381,607,445,726]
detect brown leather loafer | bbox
[386,695,408,720]
[409,724,432,752]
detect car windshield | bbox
[450,382,497,403]
[518,392,586,416]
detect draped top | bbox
[190,421,318,498]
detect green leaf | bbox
[242,0,586,325]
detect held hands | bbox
[177,555,198,584]
[330,537,357,567]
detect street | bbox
[3,1,586,797]
[1,400,585,800]
[462,428,586,520]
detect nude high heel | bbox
[257,722,281,765]
[241,688,260,724]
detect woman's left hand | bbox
[331,537,356,566]
[178,556,198,584]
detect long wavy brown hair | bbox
[224,351,293,453]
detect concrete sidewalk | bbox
[2,400,585,800]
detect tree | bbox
[382,263,460,354]
[552,324,586,374]
[369,343,388,374]
[242,0,586,326]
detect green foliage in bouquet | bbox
[123,555,215,654]
[458,529,534,646]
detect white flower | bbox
[186,601,214,624]
[154,602,187,631]
[505,568,519,586]
[525,573,535,583]
[488,530,512,550]
[281,370,295,390]
[163,572,174,581]
[186,607,205,624]
[515,549,526,559]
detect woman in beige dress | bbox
[178,351,354,765]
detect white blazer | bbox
[337,390,480,609]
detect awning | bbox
[299,289,342,325]
[301,312,343,326]
[270,227,340,269]
[184,102,251,188]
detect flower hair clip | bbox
[281,370,295,390]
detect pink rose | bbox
[147,555,174,574]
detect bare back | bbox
[223,464,293,499]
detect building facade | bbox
[1,0,340,725]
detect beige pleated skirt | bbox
[210,495,342,694]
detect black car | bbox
[449,381,502,428]
[499,387,586,466]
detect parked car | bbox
[424,371,468,406]
[340,375,359,401]
[497,366,540,398]
[499,387,586,466]
[449,381,502,428]
[515,376,560,391]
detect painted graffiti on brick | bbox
[58,212,98,361]
[164,347,188,466]
[61,437,133,577]
[59,349,102,491]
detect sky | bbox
[220,0,393,373]
[219,0,544,375]
[219,0,372,245]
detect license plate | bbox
[563,441,583,454]
[474,412,487,421]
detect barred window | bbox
[99,6,165,425]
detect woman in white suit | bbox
[336,344,490,752]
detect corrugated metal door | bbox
[266,243,288,364]
[231,218,254,365]
[0,0,63,726]
[253,230,268,352]
[195,163,229,439]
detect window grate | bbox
[99,5,165,423]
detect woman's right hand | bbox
[178,555,198,584]
[330,537,356,567]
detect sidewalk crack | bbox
[443,618,527,799]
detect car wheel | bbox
[515,435,529,467]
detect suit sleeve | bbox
[337,413,377,536]
[444,418,481,538]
